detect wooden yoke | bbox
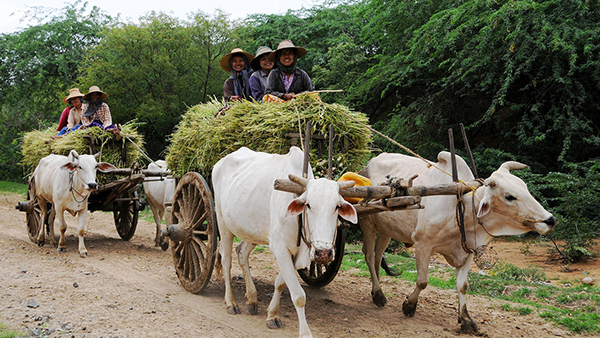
[274,179,482,199]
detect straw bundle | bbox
[166,94,373,179]
[21,121,146,175]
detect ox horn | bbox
[69,149,79,160]
[93,151,102,159]
[289,174,309,187]
[499,161,528,171]
[337,180,355,190]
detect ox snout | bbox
[87,182,98,191]
[313,248,335,265]
[543,215,558,228]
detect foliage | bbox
[166,94,372,179]
[364,0,600,172]
[488,261,546,282]
[79,10,239,159]
[0,1,116,182]
[516,160,600,262]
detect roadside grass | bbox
[0,323,24,338]
[0,181,27,198]
[340,244,600,334]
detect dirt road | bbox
[0,193,570,337]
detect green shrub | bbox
[489,261,546,282]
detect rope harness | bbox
[298,211,337,253]
[69,167,88,204]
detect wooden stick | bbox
[328,124,333,180]
[274,179,482,198]
[310,89,344,93]
[99,169,171,177]
[354,196,422,215]
[460,123,479,179]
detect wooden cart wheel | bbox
[113,190,140,240]
[298,227,346,287]
[25,177,53,244]
[170,172,218,293]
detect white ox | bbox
[142,160,175,250]
[212,146,357,338]
[33,150,116,257]
[359,151,557,333]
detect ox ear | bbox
[97,162,117,173]
[69,149,79,160]
[60,161,77,172]
[286,196,306,217]
[477,188,492,218]
[338,199,358,224]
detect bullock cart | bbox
[16,163,170,245]
[160,122,483,296]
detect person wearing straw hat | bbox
[56,89,79,132]
[81,85,120,135]
[265,39,314,101]
[56,88,85,136]
[220,48,255,102]
[249,46,273,102]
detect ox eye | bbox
[305,203,311,210]
[505,194,517,201]
[78,165,83,169]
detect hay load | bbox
[21,121,145,174]
[166,94,373,179]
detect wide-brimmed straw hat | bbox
[63,88,84,104]
[250,46,273,71]
[268,40,307,62]
[220,48,255,72]
[83,86,109,101]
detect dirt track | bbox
[0,193,573,337]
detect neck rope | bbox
[69,168,88,204]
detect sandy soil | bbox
[0,192,589,337]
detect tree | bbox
[79,10,240,159]
[367,0,600,171]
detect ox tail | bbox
[214,245,223,279]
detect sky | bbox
[0,0,323,34]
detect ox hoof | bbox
[372,289,387,307]
[37,238,45,247]
[266,318,283,329]
[246,303,258,315]
[57,247,66,253]
[227,306,241,315]
[458,306,479,334]
[402,299,417,317]
[459,318,479,334]
[79,251,89,258]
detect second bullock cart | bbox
[16,138,171,247]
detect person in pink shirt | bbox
[56,88,85,136]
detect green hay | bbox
[21,121,146,176]
[166,94,373,179]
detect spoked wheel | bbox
[298,227,346,287]
[170,172,218,293]
[113,190,140,240]
[24,177,53,244]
